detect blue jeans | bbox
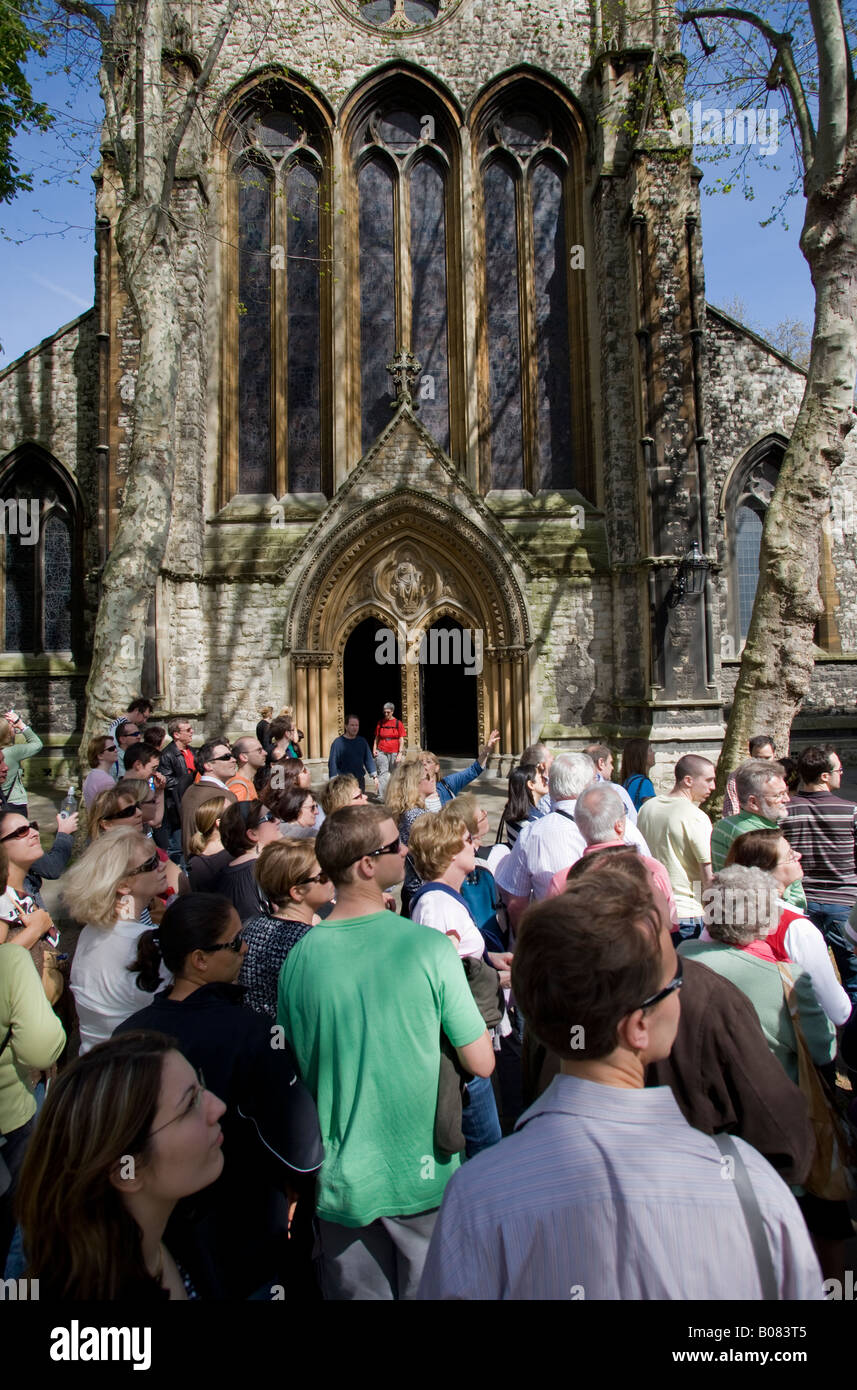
[462,1073,502,1160]
[805,901,857,1008]
[672,918,703,947]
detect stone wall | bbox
[0,311,97,485]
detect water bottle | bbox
[60,786,77,820]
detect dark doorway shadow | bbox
[420,618,478,756]
[343,617,401,746]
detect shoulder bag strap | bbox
[0,1025,12,1059]
[714,1132,778,1300]
[553,808,576,823]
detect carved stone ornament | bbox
[376,547,439,616]
[337,1,462,34]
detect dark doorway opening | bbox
[420,618,479,756]
[343,617,402,749]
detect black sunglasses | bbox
[127,851,161,877]
[296,870,330,886]
[365,835,401,859]
[107,803,139,821]
[210,751,235,762]
[638,955,684,1011]
[203,930,245,954]
[0,819,38,842]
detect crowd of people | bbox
[0,697,856,1302]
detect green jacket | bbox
[1,726,43,806]
[710,810,807,910]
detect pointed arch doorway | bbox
[285,490,531,762]
[343,616,403,746]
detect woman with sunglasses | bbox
[83,734,120,809]
[213,800,283,922]
[64,828,170,1052]
[91,782,186,905]
[239,839,335,1018]
[263,783,318,841]
[16,1031,226,1299]
[0,808,76,975]
[119,894,324,1299]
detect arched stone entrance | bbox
[284,489,531,761]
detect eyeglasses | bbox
[107,803,139,821]
[150,1070,207,1137]
[782,846,801,862]
[462,833,474,845]
[0,819,38,842]
[103,744,117,754]
[638,955,683,1011]
[127,851,161,876]
[296,870,330,886]
[203,930,245,954]
[210,751,235,762]
[364,835,401,859]
[257,813,279,826]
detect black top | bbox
[238,913,314,1019]
[187,848,232,893]
[256,719,271,751]
[115,982,323,1297]
[158,742,195,831]
[213,858,262,923]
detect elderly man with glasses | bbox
[278,803,495,1301]
[711,758,807,912]
[179,738,238,861]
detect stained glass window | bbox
[43,513,72,652]
[355,101,454,456]
[481,104,577,492]
[736,505,763,638]
[359,156,397,452]
[410,158,450,452]
[231,92,329,497]
[532,158,572,490]
[0,458,77,654]
[484,159,523,488]
[237,168,272,494]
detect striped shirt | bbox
[782,790,857,906]
[417,1074,823,1301]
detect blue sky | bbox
[0,51,814,367]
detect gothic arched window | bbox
[353,98,459,457]
[223,89,332,500]
[723,437,782,654]
[476,95,588,494]
[0,449,80,655]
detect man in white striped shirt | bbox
[418,868,822,1302]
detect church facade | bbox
[0,0,855,775]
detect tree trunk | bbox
[79,200,182,771]
[715,156,857,798]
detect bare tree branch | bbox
[678,6,817,169]
[161,0,242,208]
[808,0,851,189]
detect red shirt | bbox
[374,718,406,754]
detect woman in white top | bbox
[65,828,171,1052]
[724,827,851,1026]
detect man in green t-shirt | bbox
[710,758,807,911]
[278,803,493,1300]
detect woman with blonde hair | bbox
[0,708,43,817]
[90,781,185,901]
[66,828,170,1051]
[239,838,335,1017]
[385,757,436,914]
[186,795,231,892]
[83,734,120,809]
[318,774,366,816]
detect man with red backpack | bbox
[373,702,406,799]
